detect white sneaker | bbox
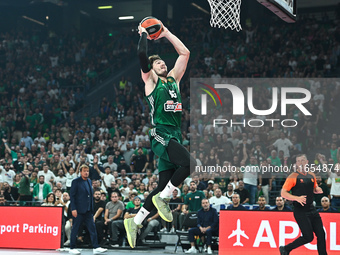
[69,249,81,254]
[185,246,198,254]
[170,227,175,233]
[207,247,213,254]
[64,240,70,246]
[93,247,107,254]
[160,228,168,233]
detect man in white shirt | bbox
[118,136,128,152]
[1,163,16,186]
[34,132,46,144]
[97,134,106,147]
[99,166,115,190]
[327,168,340,207]
[52,138,64,152]
[119,179,131,200]
[243,156,259,205]
[209,188,231,212]
[65,167,78,191]
[54,169,67,188]
[38,164,56,185]
[272,132,294,158]
[116,169,131,184]
[87,150,101,167]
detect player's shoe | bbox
[124,218,143,248]
[152,192,173,222]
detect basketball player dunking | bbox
[124,22,197,248]
[280,154,327,255]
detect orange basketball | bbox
[140,16,163,40]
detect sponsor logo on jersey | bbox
[164,100,182,112]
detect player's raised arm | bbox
[160,26,190,85]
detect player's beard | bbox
[156,70,168,77]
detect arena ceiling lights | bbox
[118,16,134,20]
[97,5,113,9]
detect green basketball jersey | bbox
[146,76,182,128]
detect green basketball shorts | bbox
[149,125,182,172]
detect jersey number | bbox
[169,90,177,98]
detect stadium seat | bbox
[174,211,198,253]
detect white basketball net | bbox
[207,0,242,31]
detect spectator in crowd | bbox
[272,132,294,159]
[103,156,118,172]
[106,181,121,199]
[314,175,330,207]
[271,196,292,211]
[62,192,71,219]
[64,167,79,192]
[209,188,231,211]
[54,188,64,206]
[38,164,56,185]
[205,180,214,194]
[185,199,218,254]
[101,190,107,202]
[169,189,182,233]
[179,181,205,229]
[33,175,52,202]
[224,183,235,200]
[327,165,340,207]
[142,169,153,185]
[124,196,142,221]
[317,196,338,212]
[125,192,139,209]
[41,192,56,206]
[1,162,16,186]
[18,169,32,204]
[55,169,67,189]
[253,195,269,211]
[96,166,115,191]
[234,180,249,204]
[119,179,131,201]
[3,181,19,203]
[268,150,282,167]
[117,157,131,173]
[104,192,125,247]
[131,147,149,172]
[243,155,260,205]
[0,195,7,206]
[19,131,34,150]
[227,193,247,211]
[184,181,206,212]
[92,190,107,245]
[117,169,131,184]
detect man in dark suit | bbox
[69,165,107,255]
[186,199,219,254]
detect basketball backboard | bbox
[257,0,297,23]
